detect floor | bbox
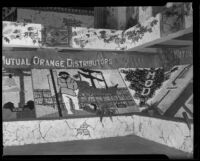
[3,134,192,159]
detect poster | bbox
[31,68,138,118]
[2,64,193,121]
[119,65,193,119]
[2,68,35,120]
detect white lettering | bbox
[39,59,45,66]
[67,59,72,67]
[60,61,65,68]
[55,60,60,67]
[26,58,31,65]
[146,71,156,79]
[5,58,10,65]
[15,59,20,65]
[50,60,55,66]
[33,56,40,65]
[145,80,154,87]
[10,58,15,65]
[21,58,26,65]
[141,88,151,96]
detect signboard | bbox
[2,50,162,69]
[119,68,165,105]
[160,48,193,70]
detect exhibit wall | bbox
[2,51,193,122]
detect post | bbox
[49,69,62,117]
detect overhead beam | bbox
[159,39,192,46]
[135,48,158,53]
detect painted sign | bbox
[160,48,193,71]
[2,50,161,69]
[119,68,166,106]
[2,65,193,121]
[119,65,193,116]
[2,67,139,120]
[2,55,112,69]
[2,68,35,121]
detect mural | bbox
[31,68,138,119]
[2,68,140,121]
[2,68,35,121]
[119,65,193,120]
[2,5,193,155]
[119,67,166,106]
[3,65,193,121]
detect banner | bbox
[160,48,193,70]
[2,50,162,69]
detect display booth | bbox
[2,49,161,120]
[2,3,193,154]
[2,48,193,154]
